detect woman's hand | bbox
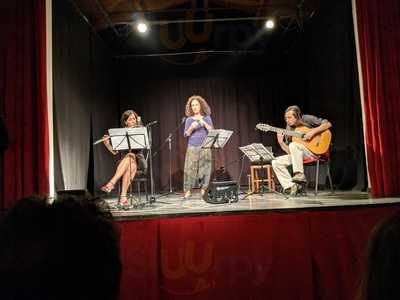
[103,134,118,155]
[190,121,200,130]
[198,117,206,127]
[198,117,213,130]
[103,135,110,146]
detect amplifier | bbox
[202,181,239,204]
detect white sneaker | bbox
[292,173,307,183]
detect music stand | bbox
[200,129,234,201]
[239,143,274,163]
[109,127,149,151]
[201,129,233,149]
[239,143,275,196]
[108,127,150,209]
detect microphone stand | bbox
[154,118,186,199]
[152,118,185,158]
[146,121,157,204]
[167,133,173,193]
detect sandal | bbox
[101,181,115,193]
[119,195,129,206]
[183,190,192,199]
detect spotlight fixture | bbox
[136,22,148,33]
[265,19,275,29]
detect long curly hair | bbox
[185,95,211,117]
[120,110,140,127]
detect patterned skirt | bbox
[183,146,212,192]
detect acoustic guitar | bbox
[256,123,332,155]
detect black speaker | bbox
[202,181,239,204]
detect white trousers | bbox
[271,142,315,190]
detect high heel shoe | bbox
[181,191,192,207]
[100,181,115,193]
[183,190,192,199]
[119,195,129,207]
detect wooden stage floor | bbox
[105,189,400,220]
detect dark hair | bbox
[185,95,211,117]
[356,213,400,300]
[285,105,304,128]
[0,195,121,300]
[120,110,140,127]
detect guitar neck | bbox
[266,126,304,138]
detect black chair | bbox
[131,170,149,204]
[130,151,149,205]
[116,152,149,207]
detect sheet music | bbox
[201,129,233,148]
[108,127,149,151]
[239,143,275,162]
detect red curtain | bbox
[355,0,400,197]
[0,0,49,209]
[119,206,400,300]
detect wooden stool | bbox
[250,164,275,192]
[247,174,252,193]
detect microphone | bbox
[181,117,186,124]
[146,120,158,127]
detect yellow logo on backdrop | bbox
[160,11,213,50]
[161,241,214,295]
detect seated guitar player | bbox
[271,105,332,196]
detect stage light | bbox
[265,19,275,29]
[136,22,148,33]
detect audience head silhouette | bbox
[0,195,121,300]
[357,212,400,300]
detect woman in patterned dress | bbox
[183,95,214,199]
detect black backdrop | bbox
[117,0,365,192]
[53,0,366,194]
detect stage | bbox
[112,190,400,300]
[106,189,400,220]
